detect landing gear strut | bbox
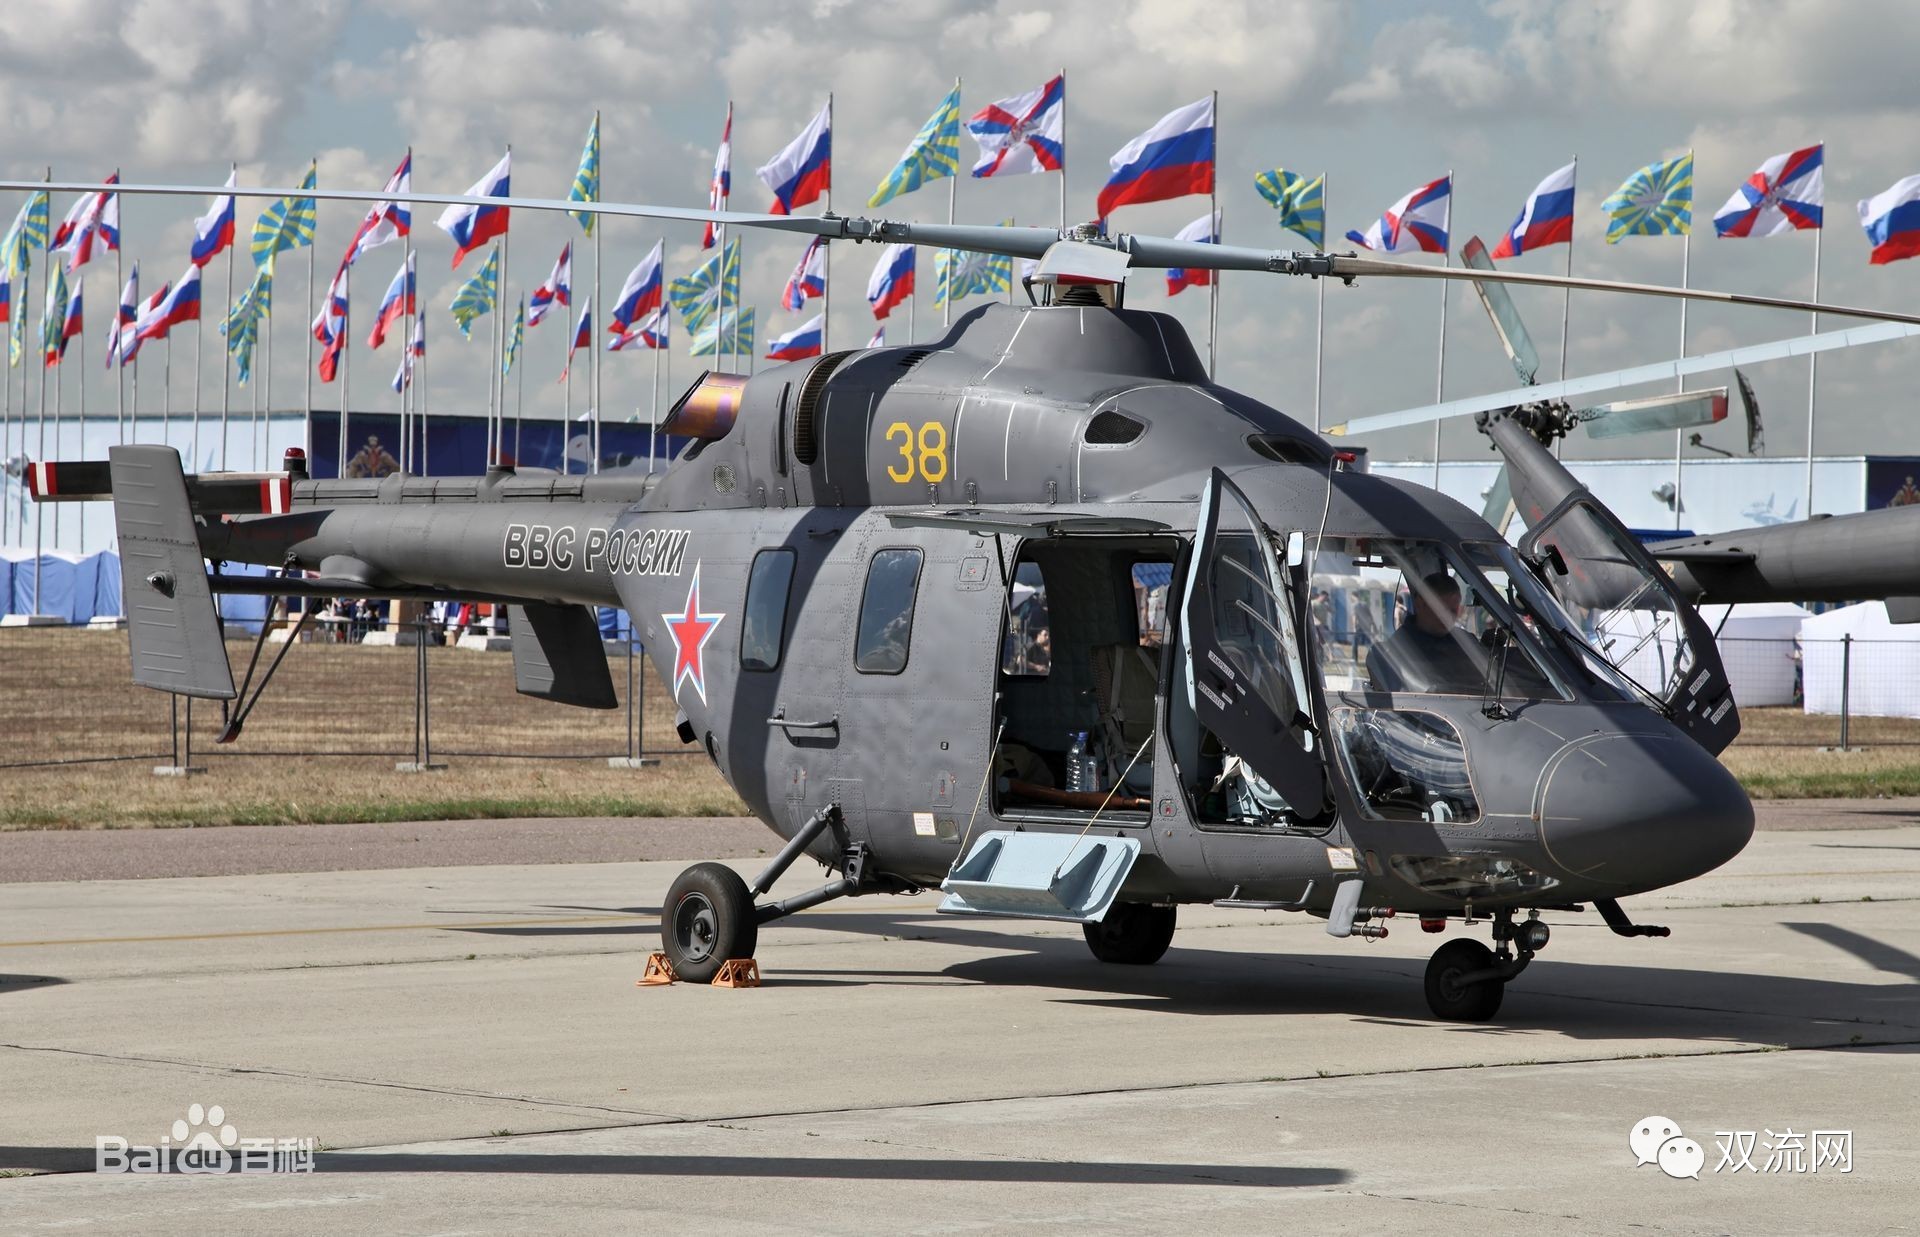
[1423,908,1549,1022]
[660,805,911,982]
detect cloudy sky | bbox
[6,0,1920,466]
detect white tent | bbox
[1700,602,1811,708]
[1592,602,1810,709]
[1800,602,1920,718]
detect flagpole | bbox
[222,164,235,470]
[1673,155,1691,532]
[945,98,958,331]
[112,167,124,447]
[2,315,11,544]
[562,255,573,469]
[53,302,64,554]
[1207,90,1219,381]
[418,319,429,476]
[515,295,525,464]
[1312,173,1326,435]
[497,148,511,467]
[821,92,832,358]
[304,157,316,465]
[1057,69,1067,230]
[339,269,350,475]
[649,310,661,474]
[722,101,734,376]
[261,271,270,471]
[337,263,349,476]
[1805,192,1823,515]
[192,288,202,469]
[591,109,603,474]
[1560,155,1576,382]
[399,147,413,475]
[1432,169,1452,493]
[162,335,171,449]
[34,263,46,605]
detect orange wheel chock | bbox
[637,952,678,986]
[712,958,761,988]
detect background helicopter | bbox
[20,176,1920,1021]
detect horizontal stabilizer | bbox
[30,457,293,514]
[508,603,618,709]
[109,446,236,700]
[1886,597,1920,624]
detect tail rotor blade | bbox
[1461,237,1541,387]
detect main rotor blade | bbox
[1581,388,1727,439]
[1329,320,1920,436]
[11,177,1920,329]
[1735,368,1764,455]
[1460,237,1541,386]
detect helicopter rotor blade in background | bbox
[1736,368,1765,455]
[1460,237,1541,387]
[11,177,1920,330]
[1480,465,1516,536]
[1579,388,1728,440]
[1329,319,1920,437]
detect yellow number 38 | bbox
[883,421,949,484]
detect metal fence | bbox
[5,625,1920,770]
[0,619,689,771]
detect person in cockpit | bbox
[1365,571,1489,695]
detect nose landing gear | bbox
[1423,908,1549,1021]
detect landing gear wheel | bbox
[1083,903,1177,965]
[1424,938,1505,1021]
[663,863,758,984]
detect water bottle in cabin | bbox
[1065,731,1088,793]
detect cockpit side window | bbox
[1308,536,1563,702]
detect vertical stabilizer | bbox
[109,445,236,699]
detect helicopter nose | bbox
[1536,733,1754,891]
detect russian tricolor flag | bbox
[1347,175,1452,255]
[609,307,669,352]
[561,295,592,384]
[1492,162,1575,259]
[766,312,824,362]
[107,263,138,367]
[529,242,571,327]
[368,251,414,349]
[52,285,83,363]
[758,101,831,216]
[142,265,201,341]
[1097,96,1214,219]
[0,272,10,326]
[311,265,348,383]
[1166,211,1218,295]
[1860,174,1920,265]
[608,241,663,332]
[866,243,914,320]
[191,171,236,267]
[130,282,170,347]
[782,237,826,312]
[435,151,511,268]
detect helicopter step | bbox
[937,830,1141,924]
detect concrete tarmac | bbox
[0,813,1916,1234]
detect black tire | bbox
[1083,903,1177,965]
[1424,938,1505,1021]
[663,863,758,984]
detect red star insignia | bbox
[662,564,725,705]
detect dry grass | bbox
[1,626,744,829]
[6,631,1920,827]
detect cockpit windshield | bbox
[1307,536,1565,702]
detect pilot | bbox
[1365,572,1487,695]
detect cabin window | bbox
[1000,562,1051,676]
[740,548,796,672]
[855,548,923,674]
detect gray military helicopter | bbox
[21,174,1920,1021]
